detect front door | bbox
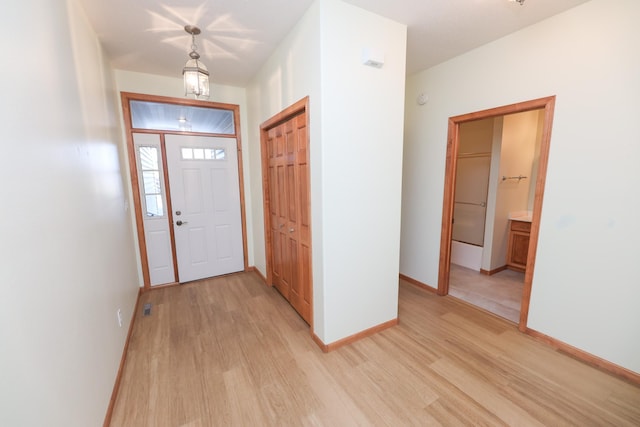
[165,134,244,282]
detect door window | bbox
[138,146,165,217]
[180,147,226,161]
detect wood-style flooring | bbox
[110,272,640,426]
[449,264,524,323]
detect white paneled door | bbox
[165,134,244,283]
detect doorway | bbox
[122,92,248,289]
[438,97,555,331]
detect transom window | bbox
[130,100,235,134]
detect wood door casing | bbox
[262,99,311,324]
[121,92,249,290]
[437,96,556,331]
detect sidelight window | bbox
[138,146,164,217]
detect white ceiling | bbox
[79,0,590,86]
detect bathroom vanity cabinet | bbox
[506,220,531,272]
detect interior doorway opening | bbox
[438,96,556,331]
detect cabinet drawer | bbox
[510,220,531,232]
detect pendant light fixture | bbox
[183,25,210,99]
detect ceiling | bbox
[79,0,589,87]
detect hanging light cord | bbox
[190,34,200,59]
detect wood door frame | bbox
[437,96,556,331]
[121,92,249,290]
[259,96,313,327]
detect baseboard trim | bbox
[311,332,327,352]
[480,266,507,276]
[312,318,399,353]
[248,266,267,284]
[145,281,180,291]
[103,287,142,427]
[525,328,640,385]
[399,273,437,293]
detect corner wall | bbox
[245,0,323,283]
[402,0,640,373]
[319,0,407,343]
[246,0,324,332]
[247,0,407,344]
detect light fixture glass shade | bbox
[183,57,210,99]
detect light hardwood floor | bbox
[449,264,524,323]
[110,272,640,426]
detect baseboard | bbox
[311,332,328,352]
[312,318,399,353]
[525,328,640,385]
[144,281,180,291]
[399,273,437,293]
[480,266,507,276]
[248,266,267,284]
[103,288,142,427]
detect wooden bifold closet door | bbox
[266,112,311,323]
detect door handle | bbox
[289,228,294,233]
[176,220,188,226]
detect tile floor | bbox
[449,264,524,323]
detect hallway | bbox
[109,271,640,426]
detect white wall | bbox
[499,111,538,215]
[402,0,640,373]
[247,0,406,344]
[0,0,140,425]
[488,111,539,269]
[113,70,253,280]
[319,0,406,343]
